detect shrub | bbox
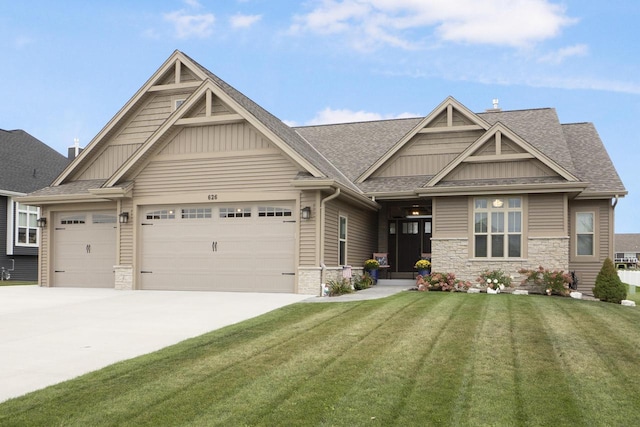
[476,269,512,290]
[327,278,354,296]
[418,272,471,292]
[519,266,572,296]
[353,273,373,291]
[593,257,627,304]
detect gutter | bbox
[319,187,341,285]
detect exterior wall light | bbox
[119,212,129,224]
[301,206,311,220]
[36,217,47,228]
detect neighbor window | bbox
[16,203,38,246]
[339,215,347,265]
[474,197,522,258]
[576,212,594,256]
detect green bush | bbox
[327,278,354,296]
[353,273,373,291]
[593,257,627,304]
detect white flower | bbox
[493,279,498,284]
[499,284,505,290]
[487,278,492,284]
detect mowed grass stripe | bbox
[303,293,471,426]
[188,292,427,426]
[507,296,586,426]
[533,297,640,426]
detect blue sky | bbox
[1,0,639,232]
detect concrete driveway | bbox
[0,286,309,403]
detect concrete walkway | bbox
[303,280,413,302]
[0,286,309,403]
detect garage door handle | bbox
[212,241,217,252]
[141,271,153,274]
[86,244,91,254]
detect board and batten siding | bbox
[133,123,300,198]
[568,199,614,292]
[528,193,567,236]
[75,91,196,180]
[444,159,556,182]
[433,196,468,238]
[374,130,483,178]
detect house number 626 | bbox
[208,194,218,200]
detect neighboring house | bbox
[614,233,640,268]
[1,130,68,280]
[20,51,626,294]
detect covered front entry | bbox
[384,201,432,277]
[139,202,296,292]
[52,210,117,287]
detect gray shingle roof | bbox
[294,118,421,182]
[0,130,68,194]
[615,234,640,252]
[26,179,107,197]
[562,122,626,195]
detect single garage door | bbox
[52,211,117,287]
[140,203,296,292]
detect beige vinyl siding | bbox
[476,137,525,156]
[119,198,134,265]
[134,123,299,198]
[324,203,339,265]
[445,159,556,181]
[569,199,613,292]
[374,130,483,177]
[427,109,475,128]
[189,96,232,118]
[528,194,566,236]
[299,190,319,266]
[159,123,271,155]
[77,144,141,180]
[433,196,468,238]
[322,199,377,267]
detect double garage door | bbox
[139,203,296,292]
[51,203,296,292]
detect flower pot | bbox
[418,269,429,277]
[367,269,379,283]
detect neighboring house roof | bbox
[615,234,640,252]
[0,129,68,195]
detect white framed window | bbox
[220,207,251,218]
[145,209,175,220]
[339,215,347,265]
[576,212,595,256]
[474,197,522,258]
[258,206,292,217]
[16,203,39,246]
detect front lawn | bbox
[0,281,37,287]
[1,292,639,426]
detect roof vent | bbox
[486,98,501,112]
[67,137,84,160]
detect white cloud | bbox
[230,14,262,29]
[164,10,215,39]
[183,0,202,8]
[538,44,589,64]
[290,0,578,50]
[304,107,418,125]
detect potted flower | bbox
[364,259,380,282]
[414,259,431,276]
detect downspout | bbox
[612,194,619,208]
[319,187,341,285]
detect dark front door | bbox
[388,218,432,274]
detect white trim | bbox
[15,203,40,248]
[6,198,14,255]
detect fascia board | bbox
[416,182,589,197]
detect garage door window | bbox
[60,214,86,225]
[146,210,175,220]
[182,208,212,219]
[220,207,251,218]
[258,206,292,217]
[93,213,117,224]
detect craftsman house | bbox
[1,130,68,280]
[20,50,626,294]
